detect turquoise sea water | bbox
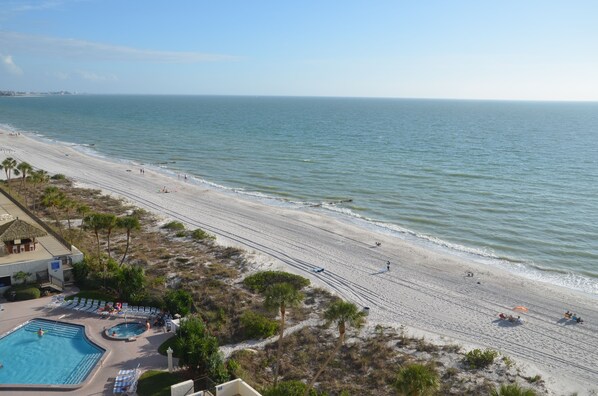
[1,95,597,294]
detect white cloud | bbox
[75,70,117,82]
[0,54,23,75]
[0,31,239,63]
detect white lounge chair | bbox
[113,365,140,395]
[85,300,100,312]
[75,299,92,311]
[62,297,79,309]
[72,298,87,310]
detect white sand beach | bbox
[2,132,597,394]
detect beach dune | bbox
[3,132,598,394]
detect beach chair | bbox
[117,302,129,315]
[85,300,100,312]
[73,298,87,310]
[113,365,140,395]
[62,297,79,309]
[95,301,106,314]
[76,299,93,311]
[45,295,64,308]
[81,299,96,311]
[106,302,116,315]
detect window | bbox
[0,276,11,287]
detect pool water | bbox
[107,322,146,338]
[0,318,104,385]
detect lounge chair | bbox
[117,302,129,315]
[113,366,140,395]
[76,299,93,311]
[85,300,100,312]
[62,297,79,309]
[73,298,87,310]
[95,301,106,314]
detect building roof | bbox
[0,219,48,242]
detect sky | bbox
[1,0,597,100]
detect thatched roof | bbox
[0,219,47,242]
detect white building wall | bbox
[216,379,261,396]
[170,379,194,396]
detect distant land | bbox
[0,90,75,97]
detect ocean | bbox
[1,95,597,295]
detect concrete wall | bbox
[0,257,52,293]
[170,379,194,396]
[215,379,261,396]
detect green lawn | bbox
[137,370,183,396]
[158,336,178,357]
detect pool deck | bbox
[0,288,177,395]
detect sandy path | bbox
[3,133,597,394]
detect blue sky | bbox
[1,0,597,100]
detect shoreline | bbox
[2,131,598,394]
[7,127,598,297]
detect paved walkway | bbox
[0,289,177,395]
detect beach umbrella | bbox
[513,306,528,313]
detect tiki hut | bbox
[0,218,47,255]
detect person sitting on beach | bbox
[498,313,507,320]
[37,328,44,337]
[576,316,584,324]
[507,315,515,322]
[572,313,578,321]
[375,242,381,247]
[564,310,572,319]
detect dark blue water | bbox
[1,95,597,294]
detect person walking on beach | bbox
[387,261,390,271]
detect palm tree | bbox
[102,213,117,259]
[60,198,77,231]
[394,364,439,396]
[76,203,91,240]
[304,300,366,396]
[490,384,537,396]
[41,186,66,231]
[1,157,19,190]
[83,213,105,262]
[16,161,33,191]
[30,169,49,211]
[117,215,140,265]
[264,282,304,387]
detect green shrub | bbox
[394,363,439,396]
[490,383,537,396]
[51,173,66,180]
[14,286,41,301]
[262,380,321,396]
[463,348,498,369]
[240,311,279,339]
[162,221,185,231]
[164,289,193,316]
[243,271,310,293]
[191,228,215,241]
[175,231,187,238]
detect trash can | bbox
[363,307,370,316]
[8,291,16,302]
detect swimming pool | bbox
[106,322,146,339]
[0,318,105,387]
